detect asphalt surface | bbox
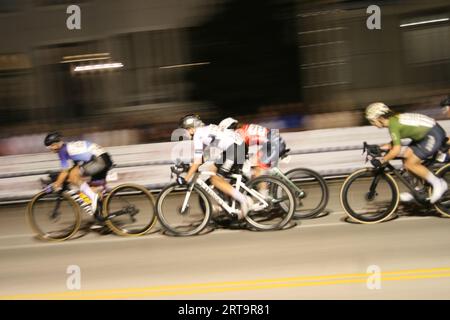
[0,178,450,300]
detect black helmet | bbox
[179,114,204,129]
[44,132,62,146]
[440,96,450,108]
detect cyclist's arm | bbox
[382,129,401,162]
[185,133,204,181]
[383,145,402,162]
[53,149,71,189]
[53,170,70,189]
[380,142,392,150]
[185,163,201,182]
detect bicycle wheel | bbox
[156,183,212,236]
[340,168,399,224]
[284,168,329,219]
[102,183,157,236]
[243,175,295,230]
[433,163,450,218]
[27,191,81,241]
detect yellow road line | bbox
[2,267,450,300]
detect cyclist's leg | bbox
[406,126,447,202]
[211,144,250,218]
[77,154,109,211]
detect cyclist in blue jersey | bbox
[44,132,113,213]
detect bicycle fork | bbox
[367,171,382,201]
[180,175,198,214]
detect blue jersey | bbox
[58,141,106,169]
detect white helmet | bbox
[365,102,391,121]
[218,117,238,130]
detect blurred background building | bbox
[0,0,449,154]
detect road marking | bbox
[2,266,450,300]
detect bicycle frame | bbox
[371,162,431,205]
[180,172,269,215]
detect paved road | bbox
[0,179,450,299]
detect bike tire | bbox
[284,167,329,219]
[156,183,212,236]
[340,168,399,224]
[102,183,157,236]
[27,191,81,241]
[243,175,295,230]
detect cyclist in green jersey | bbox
[365,102,448,203]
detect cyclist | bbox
[44,132,113,214]
[365,102,448,203]
[178,115,252,219]
[218,117,287,178]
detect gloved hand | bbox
[44,184,54,194]
[371,158,384,168]
[176,176,187,185]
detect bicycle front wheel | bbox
[244,175,295,230]
[156,183,212,236]
[27,191,81,241]
[340,168,399,224]
[102,183,157,236]
[285,168,329,219]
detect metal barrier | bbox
[2,121,450,203]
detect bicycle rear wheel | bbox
[156,183,212,236]
[433,164,450,218]
[340,168,399,224]
[102,183,157,236]
[243,175,295,230]
[285,168,329,219]
[27,191,81,241]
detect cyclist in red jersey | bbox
[218,118,287,177]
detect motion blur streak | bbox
[1,0,450,154]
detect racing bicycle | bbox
[155,161,296,236]
[27,172,157,241]
[340,141,450,224]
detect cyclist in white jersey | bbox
[44,132,113,213]
[177,114,252,219]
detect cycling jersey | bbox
[236,124,285,169]
[236,124,270,146]
[58,141,106,170]
[388,113,436,146]
[193,125,243,163]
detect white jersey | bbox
[193,125,243,162]
[58,140,106,169]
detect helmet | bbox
[365,102,391,121]
[440,96,450,108]
[44,132,62,146]
[218,117,238,130]
[179,114,204,129]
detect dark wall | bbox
[188,0,301,117]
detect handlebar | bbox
[170,161,190,177]
[362,142,389,168]
[363,142,384,158]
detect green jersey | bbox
[388,113,436,146]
